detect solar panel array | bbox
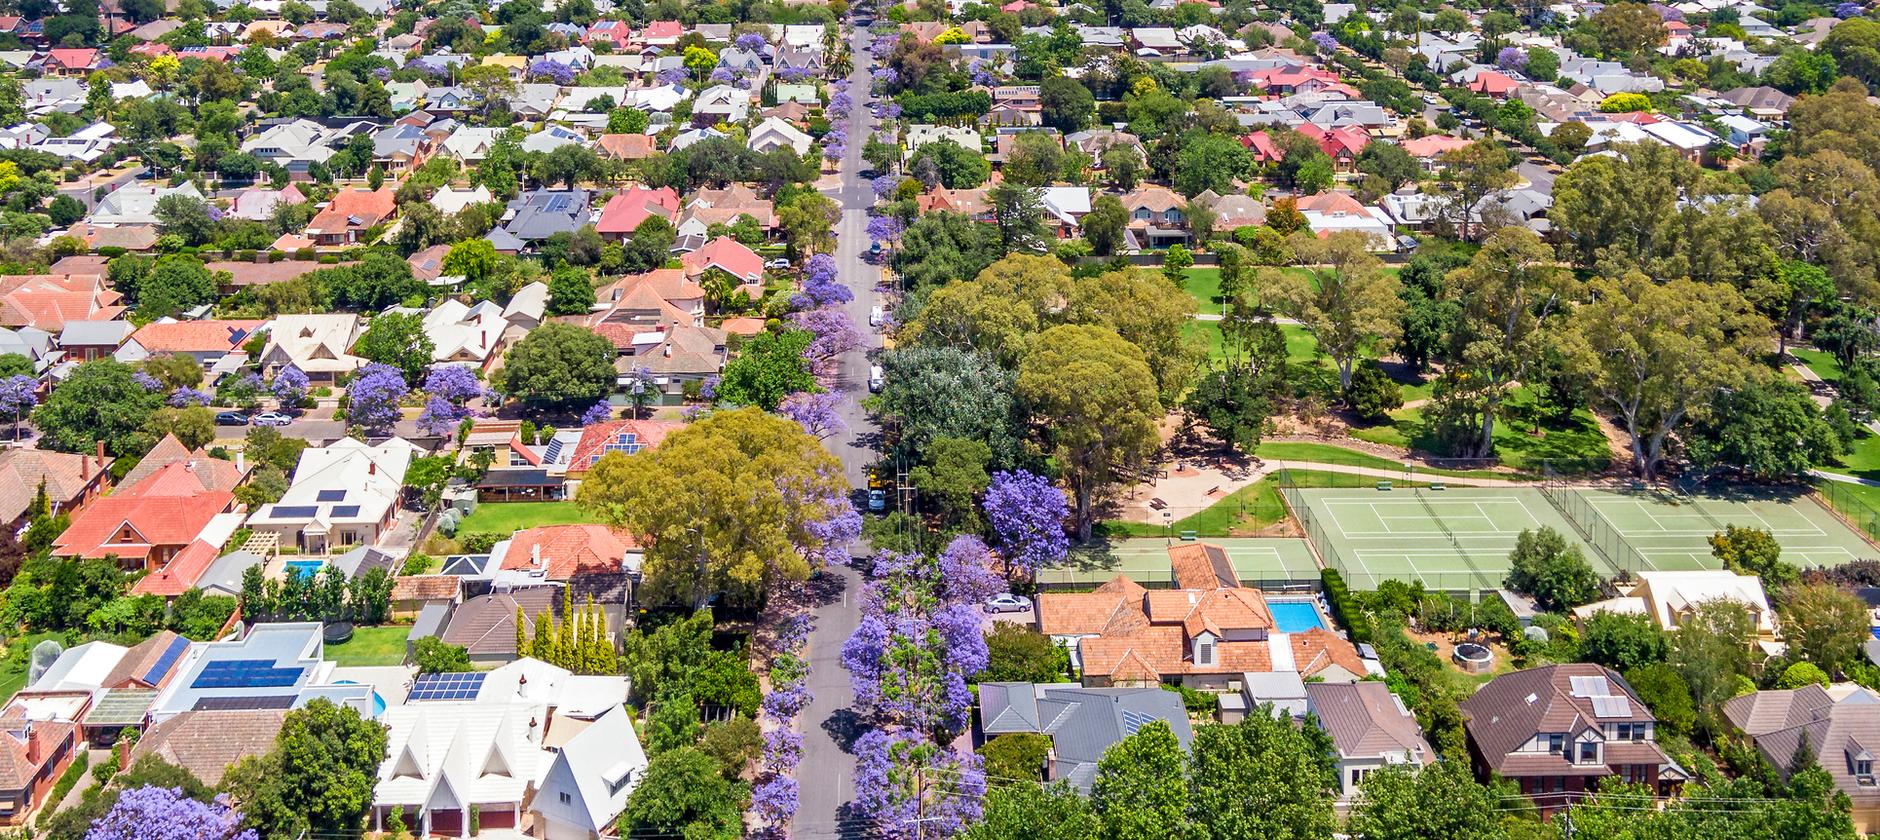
[142,635,191,685]
[543,438,566,463]
[409,672,487,702]
[192,659,306,690]
[272,505,319,519]
[1120,708,1158,735]
[603,433,643,457]
[316,489,348,502]
[1590,695,1633,718]
[330,505,361,518]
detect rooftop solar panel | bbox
[192,659,306,690]
[408,671,487,702]
[142,635,191,685]
[193,695,297,711]
[271,505,319,519]
[316,489,347,502]
[1120,708,1158,735]
[330,505,362,518]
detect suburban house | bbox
[115,319,266,367]
[51,453,246,572]
[502,189,593,245]
[372,658,632,837]
[747,116,813,155]
[57,320,134,363]
[1724,684,1880,833]
[1458,664,1680,811]
[303,188,397,247]
[595,186,681,242]
[89,182,205,226]
[437,587,561,665]
[0,446,112,528]
[563,418,683,482]
[0,272,125,332]
[678,236,765,286]
[531,705,647,840]
[259,313,365,384]
[1037,543,1368,689]
[147,622,375,723]
[1305,680,1434,804]
[245,437,418,554]
[19,632,188,696]
[978,681,1192,791]
[1120,185,1189,247]
[0,714,78,825]
[1571,570,1777,642]
[128,709,290,786]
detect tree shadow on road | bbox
[804,567,849,608]
[821,707,869,754]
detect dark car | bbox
[215,411,250,426]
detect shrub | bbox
[1321,568,1373,644]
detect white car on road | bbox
[983,593,1033,614]
[869,305,884,327]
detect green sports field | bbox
[1566,486,1874,570]
[1044,538,1321,589]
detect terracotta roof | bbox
[0,274,123,331]
[406,244,452,281]
[131,540,222,597]
[679,236,765,283]
[129,709,287,786]
[499,525,639,580]
[1306,681,1434,763]
[566,419,683,473]
[596,186,681,236]
[1169,543,1236,589]
[1121,185,1183,213]
[306,188,397,236]
[118,434,247,493]
[719,316,766,336]
[1038,575,1149,637]
[71,223,158,251]
[0,448,107,523]
[203,260,333,287]
[391,574,461,602]
[52,484,237,561]
[1398,134,1476,158]
[597,133,658,160]
[127,319,265,355]
[0,719,75,791]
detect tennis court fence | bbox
[1538,469,1651,577]
[1817,480,1880,546]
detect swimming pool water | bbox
[1270,601,1328,633]
[285,559,324,577]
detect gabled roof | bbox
[1458,663,1664,775]
[566,419,683,472]
[535,705,645,831]
[678,236,764,283]
[0,448,108,523]
[1306,680,1434,763]
[595,186,681,237]
[125,319,264,356]
[498,525,639,581]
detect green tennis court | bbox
[1291,487,1585,591]
[1045,538,1321,589]
[1570,487,1876,570]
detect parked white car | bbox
[983,593,1034,614]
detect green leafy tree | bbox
[1504,527,1600,611]
[907,436,992,528]
[1667,600,1757,736]
[908,141,992,189]
[1344,361,1403,421]
[219,698,389,840]
[1707,525,1798,589]
[1777,661,1832,688]
[546,265,595,316]
[618,748,744,840]
[1187,712,1336,840]
[154,194,217,246]
[1082,194,1128,256]
[1173,131,1252,197]
[138,256,219,320]
[498,323,616,409]
[645,692,703,754]
[1264,232,1403,391]
[979,733,1051,783]
[1684,380,1843,481]
[410,636,472,673]
[964,781,1100,840]
[1017,325,1160,541]
[1624,663,1694,737]
[1578,610,1666,673]
[352,312,435,386]
[695,717,762,779]
[34,359,163,456]
[1091,721,1191,840]
[1348,760,1505,840]
[982,623,1066,683]
[1781,583,1870,676]
[577,409,850,605]
[715,330,817,411]
[1038,76,1094,133]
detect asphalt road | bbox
[792,21,883,840]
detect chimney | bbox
[531,543,541,567]
[236,450,245,473]
[81,455,89,481]
[368,462,376,475]
[96,440,105,477]
[23,725,37,764]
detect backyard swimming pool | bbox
[285,559,324,577]
[1269,600,1329,633]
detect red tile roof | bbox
[0,274,123,331]
[566,418,684,473]
[306,188,397,237]
[131,540,220,596]
[53,462,237,561]
[679,236,764,283]
[596,186,681,237]
[127,319,265,354]
[499,525,640,580]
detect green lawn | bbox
[1834,430,1880,480]
[1184,267,1225,315]
[1791,346,1843,383]
[1252,442,1522,480]
[0,633,63,703]
[323,625,412,667]
[1347,392,1612,474]
[457,502,601,534]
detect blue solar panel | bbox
[272,505,318,518]
[543,438,565,463]
[192,659,305,690]
[316,489,347,502]
[1120,709,1158,735]
[408,672,487,702]
[329,505,361,518]
[142,636,190,685]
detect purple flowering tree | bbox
[415,365,484,436]
[1838,1,1864,15]
[1495,46,1528,73]
[0,374,34,440]
[852,730,986,840]
[870,174,901,201]
[132,370,161,391]
[528,59,576,85]
[749,611,814,834]
[778,391,845,441]
[168,386,211,408]
[271,365,308,412]
[981,470,1071,578]
[656,67,688,86]
[735,32,768,52]
[346,363,408,434]
[1310,32,1337,54]
[865,214,904,244]
[790,307,864,381]
[842,550,987,738]
[936,535,1002,604]
[85,786,256,840]
[709,66,736,83]
[968,59,995,87]
[777,66,810,82]
[791,253,852,309]
[580,401,613,425]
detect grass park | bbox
[322,625,414,667]
[456,501,602,534]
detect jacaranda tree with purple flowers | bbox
[981,470,1070,578]
[778,390,846,441]
[792,253,852,309]
[168,386,211,408]
[842,550,989,738]
[580,401,614,425]
[790,307,864,382]
[346,363,408,434]
[528,59,576,85]
[85,786,256,840]
[0,374,36,439]
[415,365,484,436]
[270,365,308,411]
[852,729,986,840]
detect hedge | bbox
[1320,567,1373,645]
